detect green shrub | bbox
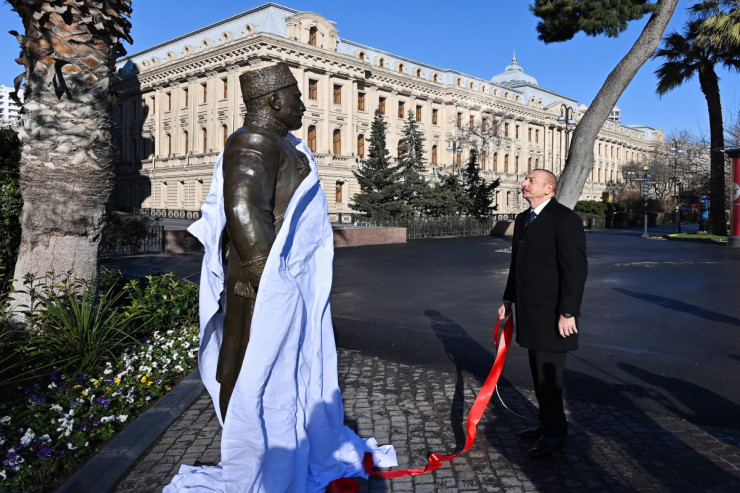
[28,275,143,374]
[574,200,608,216]
[0,128,22,285]
[123,273,198,334]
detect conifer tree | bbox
[462,149,499,220]
[395,111,430,215]
[351,109,408,219]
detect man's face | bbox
[274,84,305,131]
[521,170,553,205]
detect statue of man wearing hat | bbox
[218,62,311,419]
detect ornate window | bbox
[482,117,488,133]
[493,153,498,171]
[357,134,365,158]
[222,78,228,99]
[481,151,487,170]
[432,108,438,125]
[379,97,386,115]
[416,68,422,77]
[469,115,475,130]
[378,57,385,68]
[183,87,189,108]
[308,79,318,100]
[504,154,509,173]
[332,129,341,154]
[457,112,462,127]
[432,145,437,166]
[416,105,422,122]
[201,83,207,104]
[202,128,208,152]
[333,85,342,105]
[335,181,343,204]
[398,63,405,73]
[166,133,171,155]
[307,126,316,152]
[183,130,189,154]
[222,124,228,146]
[308,27,317,46]
[358,92,365,111]
[398,101,405,119]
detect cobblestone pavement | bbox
[113,349,740,493]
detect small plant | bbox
[31,275,143,375]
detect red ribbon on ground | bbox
[360,315,514,479]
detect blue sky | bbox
[1,0,737,140]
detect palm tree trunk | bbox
[8,0,132,324]
[556,0,679,209]
[698,67,728,235]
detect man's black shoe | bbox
[518,427,543,439]
[527,436,565,458]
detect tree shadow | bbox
[614,287,740,326]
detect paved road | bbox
[330,225,740,429]
[104,225,740,429]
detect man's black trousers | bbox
[528,349,567,438]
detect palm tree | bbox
[7,0,132,322]
[693,0,740,54]
[654,17,740,236]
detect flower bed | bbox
[0,271,199,492]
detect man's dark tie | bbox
[525,210,537,228]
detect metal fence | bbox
[134,208,202,221]
[353,214,517,240]
[99,225,165,257]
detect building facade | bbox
[111,2,664,217]
[0,85,23,126]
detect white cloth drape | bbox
[164,131,396,493]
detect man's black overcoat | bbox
[503,198,587,352]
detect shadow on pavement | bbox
[614,288,740,326]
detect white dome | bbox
[490,55,538,86]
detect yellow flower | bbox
[114,379,121,386]
[165,386,171,391]
[93,380,100,388]
[148,381,153,386]
[73,384,82,389]
[141,376,147,383]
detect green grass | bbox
[664,232,728,244]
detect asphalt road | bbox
[105,224,740,429]
[330,225,740,430]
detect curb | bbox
[56,369,204,493]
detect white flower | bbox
[48,382,58,389]
[0,416,10,425]
[117,414,128,423]
[103,368,113,375]
[175,365,184,372]
[40,434,50,442]
[20,428,35,446]
[67,442,76,450]
[0,469,6,480]
[100,416,114,423]
[50,404,63,412]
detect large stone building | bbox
[111,2,664,217]
[0,85,23,126]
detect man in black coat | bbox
[498,169,587,458]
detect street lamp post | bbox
[446,139,463,174]
[557,104,576,162]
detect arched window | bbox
[359,51,365,61]
[493,152,498,171]
[308,27,317,46]
[481,151,487,170]
[357,134,365,158]
[398,63,405,73]
[166,132,172,155]
[504,154,509,173]
[456,148,462,167]
[332,129,341,155]
[222,124,228,146]
[183,130,189,154]
[528,157,532,172]
[432,145,438,166]
[202,128,207,152]
[433,73,439,82]
[416,68,422,77]
[307,126,316,152]
[378,58,385,68]
[335,181,343,204]
[515,156,519,172]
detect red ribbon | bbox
[360,315,514,479]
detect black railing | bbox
[99,225,165,257]
[134,208,202,221]
[354,214,517,239]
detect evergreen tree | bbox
[351,109,408,220]
[461,149,499,220]
[395,111,430,216]
[425,172,464,217]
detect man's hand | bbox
[498,301,512,320]
[558,315,578,338]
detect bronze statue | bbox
[217,62,310,419]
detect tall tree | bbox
[351,109,408,220]
[693,0,740,53]
[461,149,499,220]
[531,0,680,209]
[395,110,430,216]
[654,14,740,235]
[8,0,133,320]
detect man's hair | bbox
[536,169,558,193]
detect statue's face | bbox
[274,84,305,131]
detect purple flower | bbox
[38,446,53,458]
[49,371,59,382]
